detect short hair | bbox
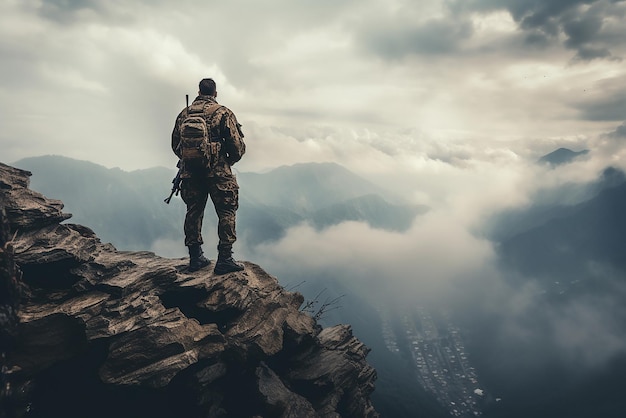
[199,78,216,95]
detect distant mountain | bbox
[11,155,182,250]
[237,162,426,245]
[310,194,427,231]
[238,162,405,212]
[498,177,626,281]
[486,166,626,243]
[10,156,426,252]
[538,147,589,166]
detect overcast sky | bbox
[1,0,625,177]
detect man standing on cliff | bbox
[171,78,246,274]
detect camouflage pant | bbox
[180,174,239,253]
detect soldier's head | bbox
[199,78,217,97]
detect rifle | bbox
[164,162,182,204]
[164,95,190,205]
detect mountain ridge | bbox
[499,178,626,281]
[11,155,426,252]
[538,147,589,166]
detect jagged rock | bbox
[256,362,318,417]
[1,203,22,418]
[0,164,71,231]
[0,162,378,418]
[0,206,19,349]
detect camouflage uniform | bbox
[171,95,246,256]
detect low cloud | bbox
[548,293,626,366]
[253,215,497,306]
[241,132,626,383]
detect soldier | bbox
[171,78,246,274]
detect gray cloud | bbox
[583,94,626,120]
[360,18,474,59]
[449,0,626,61]
[609,122,626,138]
[575,79,626,121]
[30,0,130,25]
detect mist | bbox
[224,121,626,413]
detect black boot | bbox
[188,244,210,272]
[214,249,244,275]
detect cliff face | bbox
[0,162,378,418]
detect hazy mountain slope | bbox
[486,166,626,243]
[237,162,427,241]
[238,162,404,212]
[310,194,428,232]
[11,155,183,249]
[498,179,626,281]
[538,147,589,166]
[10,156,425,252]
[237,199,304,245]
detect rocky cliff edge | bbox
[0,162,378,418]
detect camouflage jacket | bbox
[171,95,246,178]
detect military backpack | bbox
[179,96,223,172]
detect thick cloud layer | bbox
[1,0,625,171]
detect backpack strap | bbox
[203,102,223,121]
[202,103,224,139]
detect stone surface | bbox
[0,162,378,418]
[1,202,22,418]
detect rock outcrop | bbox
[0,162,378,418]
[1,189,22,418]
